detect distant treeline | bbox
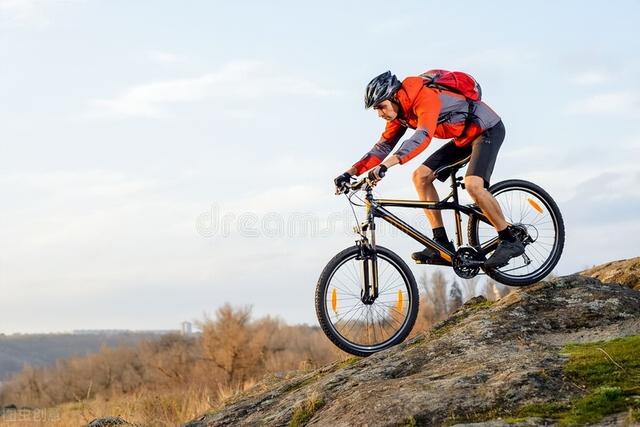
[0,332,170,380]
[0,315,338,409]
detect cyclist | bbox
[334,71,524,268]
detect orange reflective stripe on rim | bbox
[527,197,544,214]
[331,288,338,314]
[396,289,404,312]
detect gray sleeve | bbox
[392,128,429,159]
[352,126,407,174]
[356,128,406,162]
[367,138,397,160]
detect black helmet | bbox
[364,71,401,109]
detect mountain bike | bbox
[315,155,565,356]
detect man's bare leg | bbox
[463,175,508,231]
[410,165,456,261]
[464,175,525,267]
[412,165,443,229]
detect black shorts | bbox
[422,120,505,188]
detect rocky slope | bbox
[89,259,640,427]
[185,276,639,426]
[581,257,640,291]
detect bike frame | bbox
[353,169,500,302]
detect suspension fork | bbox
[360,198,379,304]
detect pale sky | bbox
[1,0,639,333]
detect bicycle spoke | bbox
[371,303,400,338]
[330,277,360,298]
[331,301,365,320]
[378,278,405,295]
[374,308,402,331]
[347,260,361,285]
[340,305,367,337]
[378,261,392,284]
[336,264,359,290]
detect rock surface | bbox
[85,416,137,427]
[183,273,640,427]
[580,256,640,291]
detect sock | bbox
[432,226,448,242]
[498,227,516,242]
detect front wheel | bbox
[315,245,419,357]
[468,179,565,286]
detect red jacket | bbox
[353,77,501,175]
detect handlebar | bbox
[337,175,377,194]
[335,168,386,195]
[349,177,369,191]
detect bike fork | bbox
[360,223,379,304]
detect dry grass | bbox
[0,387,221,427]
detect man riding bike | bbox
[334,70,524,268]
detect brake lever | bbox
[335,180,354,195]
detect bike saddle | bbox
[433,154,472,180]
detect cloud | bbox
[571,171,640,201]
[0,169,156,199]
[146,50,185,65]
[455,48,538,71]
[565,91,640,117]
[0,0,48,27]
[368,16,416,35]
[569,70,608,86]
[222,109,256,121]
[88,60,340,118]
[0,169,206,295]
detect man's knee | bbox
[412,166,435,187]
[464,176,486,199]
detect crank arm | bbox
[462,260,486,267]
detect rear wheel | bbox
[315,245,419,357]
[468,179,565,286]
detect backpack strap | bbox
[459,100,476,140]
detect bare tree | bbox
[460,276,480,301]
[449,280,463,312]
[480,278,512,300]
[198,304,269,392]
[419,270,449,327]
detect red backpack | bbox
[420,69,482,101]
